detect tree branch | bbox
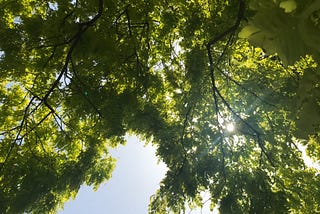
[0,0,104,173]
[216,66,276,107]
[205,0,275,166]
[0,96,35,173]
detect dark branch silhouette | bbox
[205,0,275,167]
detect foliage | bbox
[239,0,320,65]
[0,0,319,213]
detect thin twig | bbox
[216,66,276,107]
[70,58,103,118]
[0,96,35,173]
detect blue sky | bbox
[57,135,219,214]
[58,136,167,214]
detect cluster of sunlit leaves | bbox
[0,0,319,213]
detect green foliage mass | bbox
[239,0,320,65]
[0,0,319,213]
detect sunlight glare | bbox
[226,123,235,132]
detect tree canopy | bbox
[0,0,319,213]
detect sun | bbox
[226,123,235,132]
